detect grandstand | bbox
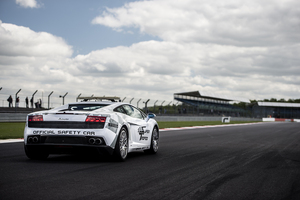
[252,102,300,119]
[174,91,251,117]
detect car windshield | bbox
[67,104,108,111]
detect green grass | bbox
[0,122,26,139]
[0,121,260,139]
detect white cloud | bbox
[0,21,73,58]
[16,0,40,8]
[92,0,300,47]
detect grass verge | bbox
[0,122,26,139]
[0,121,260,139]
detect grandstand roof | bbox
[258,102,300,108]
[174,91,250,103]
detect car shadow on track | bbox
[23,151,158,163]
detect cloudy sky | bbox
[0,0,299,107]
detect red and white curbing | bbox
[262,118,300,122]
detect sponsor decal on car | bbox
[32,130,95,135]
[138,126,149,141]
[107,118,118,133]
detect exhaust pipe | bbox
[28,137,33,143]
[95,138,102,145]
[33,136,39,143]
[89,138,95,145]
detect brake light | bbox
[85,116,106,122]
[28,115,43,121]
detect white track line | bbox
[159,122,264,131]
[0,139,24,143]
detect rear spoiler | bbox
[77,96,121,102]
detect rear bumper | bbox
[24,126,118,147]
[25,135,115,155]
[26,134,106,145]
[25,144,115,155]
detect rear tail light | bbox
[85,116,106,122]
[28,115,43,121]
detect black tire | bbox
[114,127,128,161]
[145,127,159,154]
[24,145,49,160]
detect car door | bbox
[122,105,151,148]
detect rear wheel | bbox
[24,145,49,160]
[145,127,159,154]
[114,127,128,161]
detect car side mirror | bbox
[146,113,156,121]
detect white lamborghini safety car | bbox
[24,97,159,161]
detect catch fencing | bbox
[0,92,253,118]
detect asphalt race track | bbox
[1,122,300,200]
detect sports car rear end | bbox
[24,102,119,159]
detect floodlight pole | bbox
[76,93,81,102]
[154,100,158,113]
[63,92,68,105]
[160,100,165,114]
[15,89,21,108]
[32,90,38,110]
[14,89,21,111]
[130,98,134,104]
[59,92,68,105]
[173,101,179,114]
[166,101,172,114]
[48,91,53,109]
[175,101,180,114]
[143,99,150,113]
[137,99,141,108]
